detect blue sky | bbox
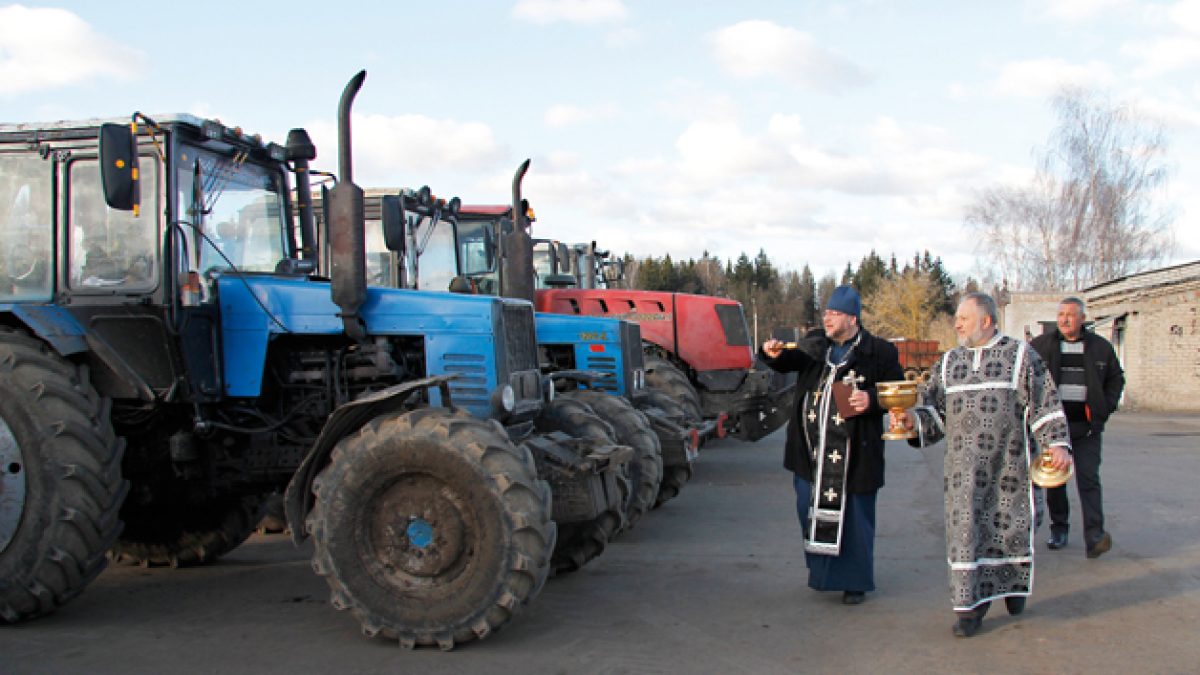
[3,0,1199,285]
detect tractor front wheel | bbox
[308,408,554,649]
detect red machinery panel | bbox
[535,289,753,372]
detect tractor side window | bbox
[532,242,553,289]
[68,158,158,290]
[418,219,457,292]
[364,219,395,287]
[456,218,498,294]
[0,154,53,301]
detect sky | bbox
[3,0,1200,285]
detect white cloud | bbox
[0,5,145,96]
[1037,0,1134,21]
[544,102,619,127]
[1123,36,1200,76]
[306,113,506,184]
[989,58,1115,98]
[1134,94,1200,128]
[605,26,641,47]
[708,20,871,92]
[512,0,628,25]
[674,119,792,183]
[1166,0,1200,32]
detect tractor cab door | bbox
[169,140,290,401]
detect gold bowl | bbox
[876,380,919,440]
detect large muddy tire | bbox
[644,355,703,423]
[560,391,662,530]
[0,328,127,622]
[634,389,694,508]
[110,494,264,567]
[309,408,554,650]
[533,397,624,576]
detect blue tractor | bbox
[319,186,663,575]
[0,72,630,648]
[340,160,703,527]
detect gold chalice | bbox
[1030,449,1073,488]
[876,380,919,440]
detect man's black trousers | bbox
[1047,432,1105,548]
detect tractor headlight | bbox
[632,368,646,392]
[493,384,516,414]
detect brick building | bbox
[1003,260,1200,412]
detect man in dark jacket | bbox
[1031,297,1125,558]
[760,285,903,604]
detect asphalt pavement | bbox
[2,412,1198,674]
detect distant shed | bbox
[1002,261,1200,412]
[1083,260,1200,412]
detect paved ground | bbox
[2,412,1198,674]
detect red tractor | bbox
[534,285,791,441]
[521,235,790,441]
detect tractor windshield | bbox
[0,155,53,301]
[176,143,287,276]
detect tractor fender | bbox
[0,304,88,355]
[0,304,154,401]
[284,374,457,544]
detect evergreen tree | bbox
[854,250,889,299]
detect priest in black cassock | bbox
[760,285,903,605]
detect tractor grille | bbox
[584,355,619,392]
[443,353,489,407]
[502,303,539,373]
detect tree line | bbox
[620,248,972,346]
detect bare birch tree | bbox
[967,86,1174,291]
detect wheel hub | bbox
[0,416,27,554]
[370,474,469,581]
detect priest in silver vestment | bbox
[897,292,1072,638]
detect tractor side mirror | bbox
[99,123,139,212]
[381,194,406,254]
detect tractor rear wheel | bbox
[110,494,264,567]
[533,397,626,575]
[643,355,703,423]
[0,328,127,622]
[309,408,553,650]
[560,390,661,530]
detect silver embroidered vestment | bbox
[910,335,1071,611]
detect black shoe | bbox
[842,591,865,605]
[1087,532,1112,559]
[1004,596,1026,616]
[1047,531,1068,550]
[952,602,990,638]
